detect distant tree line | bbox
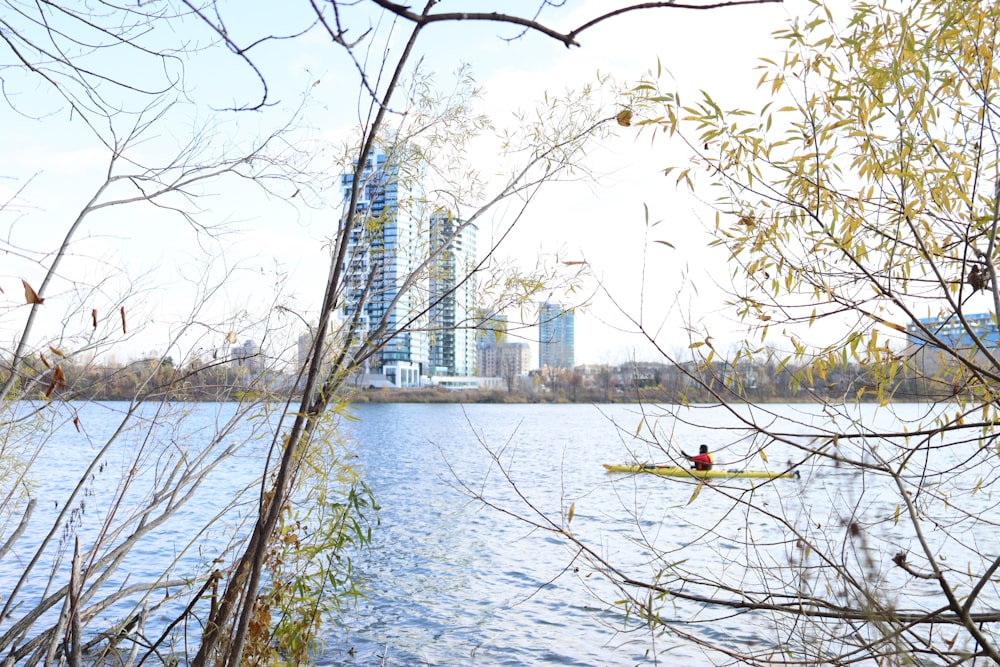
[9,354,279,403]
[19,351,961,405]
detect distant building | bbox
[297,332,313,368]
[339,145,428,387]
[906,312,999,375]
[476,312,508,345]
[474,312,509,376]
[338,145,487,388]
[428,211,478,377]
[477,341,531,379]
[906,313,999,349]
[429,375,503,391]
[231,339,262,373]
[537,302,575,369]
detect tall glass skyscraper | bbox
[339,146,478,385]
[339,146,428,387]
[428,211,478,377]
[537,302,575,369]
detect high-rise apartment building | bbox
[538,302,575,369]
[339,146,428,387]
[428,211,478,376]
[477,340,531,379]
[339,146,479,386]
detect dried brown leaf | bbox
[45,366,66,398]
[22,280,43,305]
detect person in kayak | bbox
[681,445,714,471]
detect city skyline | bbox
[0,1,806,374]
[334,145,584,387]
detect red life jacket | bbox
[692,453,713,471]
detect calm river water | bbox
[331,402,808,666]
[4,400,991,666]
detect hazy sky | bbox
[1,0,805,367]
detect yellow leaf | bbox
[567,502,575,524]
[894,505,900,525]
[687,481,704,505]
[882,319,907,333]
[616,109,633,127]
[759,449,768,463]
[226,331,238,344]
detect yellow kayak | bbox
[603,464,798,479]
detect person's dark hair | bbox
[699,444,709,454]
